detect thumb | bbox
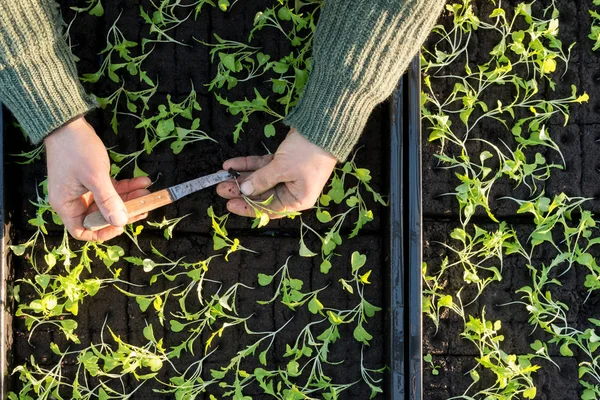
[240,162,282,196]
[89,176,129,227]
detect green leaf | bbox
[213,236,228,250]
[362,299,381,317]
[272,61,289,74]
[143,258,156,272]
[156,118,175,137]
[286,360,300,377]
[99,388,109,400]
[316,209,332,223]
[582,389,597,400]
[170,320,186,333]
[257,52,270,66]
[136,296,153,312]
[438,295,453,308]
[143,324,156,342]
[133,163,148,178]
[351,252,367,272]
[259,350,268,366]
[218,0,230,11]
[60,319,77,332]
[294,67,308,91]
[289,278,303,291]
[559,342,573,357]
[263,124,276,137]
[35,274,51,290]
[299,240,317,257]
[219,52,237,71]
[320,259,332,274]
[308,296,323,314]
[523,387,536,399]
[258,273,273,286]
[353,324,373,345]
[577,253,594,267]
[10,244,29,256]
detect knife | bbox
[83,169,239,231]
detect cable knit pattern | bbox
[284,0,445,161]
[0,1,96,144]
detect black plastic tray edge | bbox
[385,55,422,400]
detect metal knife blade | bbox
[83,169,238,231]
[167,169,235,201]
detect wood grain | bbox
[83,189,173,231]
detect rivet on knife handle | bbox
[83,189,173,231]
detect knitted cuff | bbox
[284,64,378,162]
[283,0,445,162]
[0,42,97,144]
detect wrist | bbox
[289,128,338,163]
[44,115,88,146]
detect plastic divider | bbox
[385,55,423,399]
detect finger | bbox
[216,181,242,199]
[240,161,284,197]
[87,188,151,213]
[123,188,151,202]
[225,198,288,220]
[66,219,124,242]
[66,212,148,242]
[215,172,253,198]
[113,177,152,195]
[127,212,148,224]
[225,185,303,219]
[225,199,257,218]
[87,174,129,227]
[223,155,274,172]
[217,181,273,201]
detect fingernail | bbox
[240,181,254,196]
[109,209,128,227]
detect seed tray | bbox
[0,52,424,398]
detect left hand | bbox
[45,117,151,241]
[216,128,337,218]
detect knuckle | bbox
[255,174,273,190]
[296,197,314,211]
[72,231,85,241]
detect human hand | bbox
[45,117,151,241]
[216,128,337,217]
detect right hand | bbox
[216,128,337,218]
[44,116,151,241]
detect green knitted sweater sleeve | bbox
[0,1,96,144]
[284,0,445,161]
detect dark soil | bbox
[4,1,388,398]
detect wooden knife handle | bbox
[83,189,173,231]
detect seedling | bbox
[146,213,190,239]
[423,353,440,376]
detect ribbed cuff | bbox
[283,0,445,162]
[284,64,378,162]
[0,42,97,144]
